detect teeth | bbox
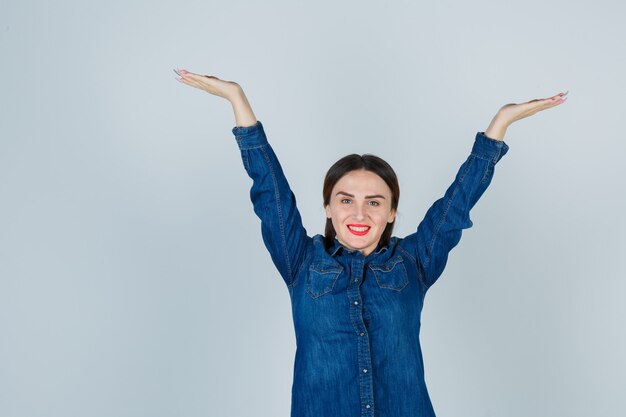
[349,226,369,232]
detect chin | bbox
[340,236,377,251]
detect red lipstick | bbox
[347,224,371,236]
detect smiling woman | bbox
[323,154,400,255]
[175,68,567,417]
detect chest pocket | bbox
[368,256,409,291]
[306,262,343,299]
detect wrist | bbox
[229,90,257,127]
[484,115,510,141]
[226,85,246,103]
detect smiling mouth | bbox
[347,224,371,236]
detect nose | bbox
[352,202,365,221]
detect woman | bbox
[175,69,567,417]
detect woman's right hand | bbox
[174,69,243,102]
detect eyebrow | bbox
[336,191,386,199]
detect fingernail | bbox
[179,69,189,74]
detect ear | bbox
[388,208,396,223]
[325,204,332,219]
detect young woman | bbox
[175,69,567,417]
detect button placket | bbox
[347,255,374,415]
[342,253,375,415]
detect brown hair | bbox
[323,154,400,249]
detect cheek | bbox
[376,211,394,227]
[331,210,347,226]
[327,204,347,220]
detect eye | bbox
[341,198,352,204]
[368,200,380,206]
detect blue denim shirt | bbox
[231,121,508,417]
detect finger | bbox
[514,97,561,117]
[526,91,567,105]
[174,68,222,85]
[535,96,567,112]
[517,99,548,111]
[547,96,568,107]
[183,72,218,81]
[549,91,569,101]
[180,77,206,90]
[528,95,564,107]
[175,69,195,84]
[176,75,205,89]
[540,97,564,109]
[176,68,211,81]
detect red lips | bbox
[347,224,371,236]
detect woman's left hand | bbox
[485,91,568,140]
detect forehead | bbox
[332,170,391,196]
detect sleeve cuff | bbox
[471,132,509,163]
[231,120,268,149]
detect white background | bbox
[1,0,625,416]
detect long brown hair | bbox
[323,154,400,249]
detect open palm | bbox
[499,91,568,124]
[174,69,242,101]
[485,91,568,140]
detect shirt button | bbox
[365,404,371,409]
[354,278,358,283]
[354,301,359,305]
[360,332,365,336]
[363,368,368,373]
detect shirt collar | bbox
[329,238,390,257]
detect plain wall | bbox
[1,0,625,416]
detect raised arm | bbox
[401,91,568,289]
[176,69,309,287]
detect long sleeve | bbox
[401,132,509,289]
[231,121,310,287]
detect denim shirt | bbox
[231,121,509,417]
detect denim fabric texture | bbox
[231,121,509,417]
